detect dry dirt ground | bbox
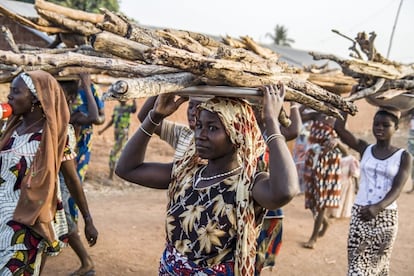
[41,100,414,276]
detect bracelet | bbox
[83,214,92,221]
[140,125,153,137]
[265,133,285,144]
[148,110,161,126]
[290,103,300,109]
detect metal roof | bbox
[0,0,54,43]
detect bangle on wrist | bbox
[148,110,161,126]
[265,133,285,144]
[84,214,92,221]
[140,125,153,137]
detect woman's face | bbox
[8,76,34,115]
[372,114,397,141]
[194,110,235,160]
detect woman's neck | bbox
[18,114,45,135]
[204,159,240,177]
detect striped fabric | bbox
[160,120,193,160]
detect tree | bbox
[266,24,295,47]
[47,0,119,13]
[14,0,119,12]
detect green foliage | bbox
[47,0,120,13]
[266,24,295,47]
[14,0,35,3]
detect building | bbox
[0,0,54,50]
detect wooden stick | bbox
[35,0,104,24]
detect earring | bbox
[30,104,35,113]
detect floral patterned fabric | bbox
[0,130,70,275]
[108,103,135,172]
[159,243,234,275]
[166,172,240,266]
[71,83,104,182]
[167,97,265,276]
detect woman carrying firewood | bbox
[115,84,299,275]
[334,107,412,275]
[302,111,342,249]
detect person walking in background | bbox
[302,111,342,249]
[58,73,103,276]
[98,99,137,180]
[62,73,105,182]
[335,107,412,275]
[116,84,299,275]
[327,146,360,219]
[0,71,97,275]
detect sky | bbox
[119,0,413,64]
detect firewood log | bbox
[0,50,181,80]
[35,0,104,24]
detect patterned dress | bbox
[0,130,69,275]
[159,97,266,275]
[71,83,104,182]
[59,124,80,231]
[108,103,135,172]
[304,120,342,214]
[327,155,360,219]
[162,167,240,274]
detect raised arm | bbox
[70,73,105,126]
[334,112,368,156]
[115,94,187,189]
[137,96,163,136]
[130,99,137,113]
[281,102,302,141]
[252,84,299,210]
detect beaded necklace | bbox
[194,165,242,188]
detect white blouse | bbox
[355,145,404,209]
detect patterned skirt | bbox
[347,205,398,276]
[159,243,234,276]
[304,145,341,214]
[255,216,283,275]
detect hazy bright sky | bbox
[119,0,413,63]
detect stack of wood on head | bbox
[0,0,358,125]
[309,30,414,115]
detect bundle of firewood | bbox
[0,0,357,120]
[310,30,414,113]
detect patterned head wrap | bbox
[172,97,265,275]
[20,72,38,99]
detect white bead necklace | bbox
[194,165,242,187]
